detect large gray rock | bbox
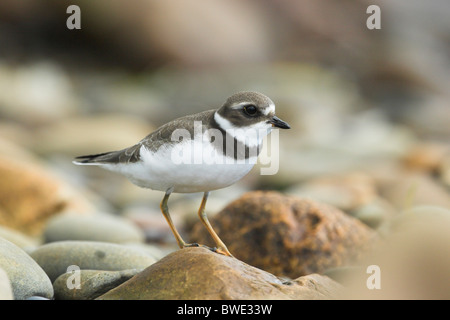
[0,237,53,299]
[29,241,157,282]
[0,267,13,300]
[43,213,145,244]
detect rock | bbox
[32,113,153,157]
[0,62,77,125]
[0,133,39,165]
[0,237,53,300]
[29,241,157,282]
[122,204,183,244]
[53,269,139,300]
[378,171,450,209]
[189,191,377,278]
[349,198,396,229]
[439,154,450,187]
[287,172,377,212]
[43,213,145,244]
[402,142,450,172]
[322,266,366,285]
[0,225,38,249]
[0,155,95,235]
[401,94,450,138]
[258,100,414,187]
[79,0,269,67]
[97,247,342,300]
[340,205,450,299]
[173,185,251,233]
[123,243,170,261]
[389,205,450,231]
[0,267,13,300]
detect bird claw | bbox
[182,244,232,257]
[211,246,233,257]
[183,243,200,248]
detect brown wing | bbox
[74,110,215,164]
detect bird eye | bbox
[243,105,258,116]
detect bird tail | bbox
[73,151,117,165]
[74,143,141,166]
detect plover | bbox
[74,91,290,256]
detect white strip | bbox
[72,160,102,166]
[263,102,275,116]
[230,101,275,116]
[230,101,251,109]
[214,112,272,147]
[214,111,236,130]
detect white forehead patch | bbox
[263,102,275,116]
[230,102,250,110]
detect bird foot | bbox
[183,243,200,248]
[182,243,214,250]
[211,246,233,257]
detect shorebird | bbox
[74,91,290,256]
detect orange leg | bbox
[197,192,233,257]
[160,189,196,249]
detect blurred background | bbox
[0,0,449,299]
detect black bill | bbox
[269,116,290,129]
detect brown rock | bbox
[0,156,94,235]
[97,247,342,300]
[402,142,450,172]
[189,191,376,278]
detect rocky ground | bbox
[0,0,449,300]
[0,98,449,299]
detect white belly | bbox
[102,141,257,193]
